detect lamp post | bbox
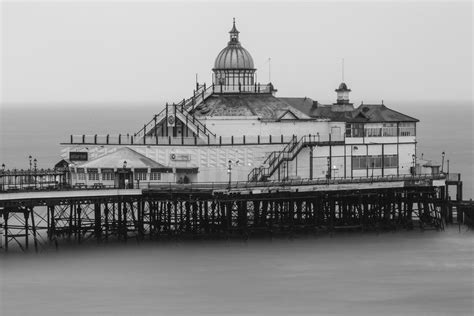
[28,155,32,184]
[441,151,445,173]
[332,165,338,180]
[33,158,37,189]
[1,163,5,191]
[123,160,127,188]
[371,162,375,182]
[412,154,416,177]
[227,160,232,189]
[227,160,239,189]
[351,146,358,179]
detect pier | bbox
[1,174,469,252]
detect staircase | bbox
[248,134,330,182]
[134,84,214,140]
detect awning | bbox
[175,168,199,174]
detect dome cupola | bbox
[212,19,256,88]
[335,82,351,105]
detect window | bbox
[77,173,86,181]
[367,155,382,168]
[399,122,416,136]
[352,155,398,169]
[102,173,115,181]
[384,155,398,168]
[150,172,161,181]
[365,127,382,137]
[345,124,352,137]
[352,123,364,137]
[382,123,397,136]
[88,173,99,181]
[352,156,367,170]
[134,172,147,181]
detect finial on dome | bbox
[229,18,239,43]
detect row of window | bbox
[75,172,161,181]
[346,123,415,137]
[352,155,398,170]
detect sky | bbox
[0,0,472,106]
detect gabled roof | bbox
[193,94,310,120]
[279,98,418,123]
[277,109,299,121]
[79,147,167,169]
[279,97,318,117]
[352,104,419,122]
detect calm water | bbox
[1,101,473,315]
[0,228,473,315]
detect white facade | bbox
[61,21,422,187]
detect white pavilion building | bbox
[62,20,419,188]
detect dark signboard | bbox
[69,152,88,161]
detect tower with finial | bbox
[212,18,256,89]
[332,59,354,111]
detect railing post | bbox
[82,135,85,144]
[281,134,283,143]
[258,135,260,144]
[119,134,121,145]
[207,134,210,145]
[219,136,222,145]
[94,134,97,144]
[131,136,134,145]
[70,135,73,144]
[106,134,109,145]
[243,135,246,144]
[194,137,197,145]
[269,135,272,144]
[169,136,171,145]
[231,135,234,145]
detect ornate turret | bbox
[332,82,354,111]
[212,19,256,88]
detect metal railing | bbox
[64,134,301,146]
[248,134,345,182]
[0,173,447,194]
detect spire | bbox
[229,18,240,43]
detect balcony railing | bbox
[62,134,318,146]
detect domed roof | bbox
[335,82,351,92]
[213,19,255,70]
[214,46,254,70]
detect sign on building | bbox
[167,114,176,127]
[170,153,191,161]
[69,152,88,161]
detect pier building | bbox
[2,20,471,252]
[61,20,419,188]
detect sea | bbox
[0,101,473,315]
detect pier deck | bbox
[0,174,466,252]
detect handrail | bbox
[175,105,216,138]
[1,174,448,194]
[248,134,343,181]
[134,84,214,139]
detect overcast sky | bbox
[1,0,472,106]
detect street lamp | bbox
[33,158,37,189]
[441,151,445,173]
[1,163,5,191]
[351,146,358,179]
[227,160,239,189]
[371,162,375,182]
[123,160,127,188]
[412,154,416,176]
